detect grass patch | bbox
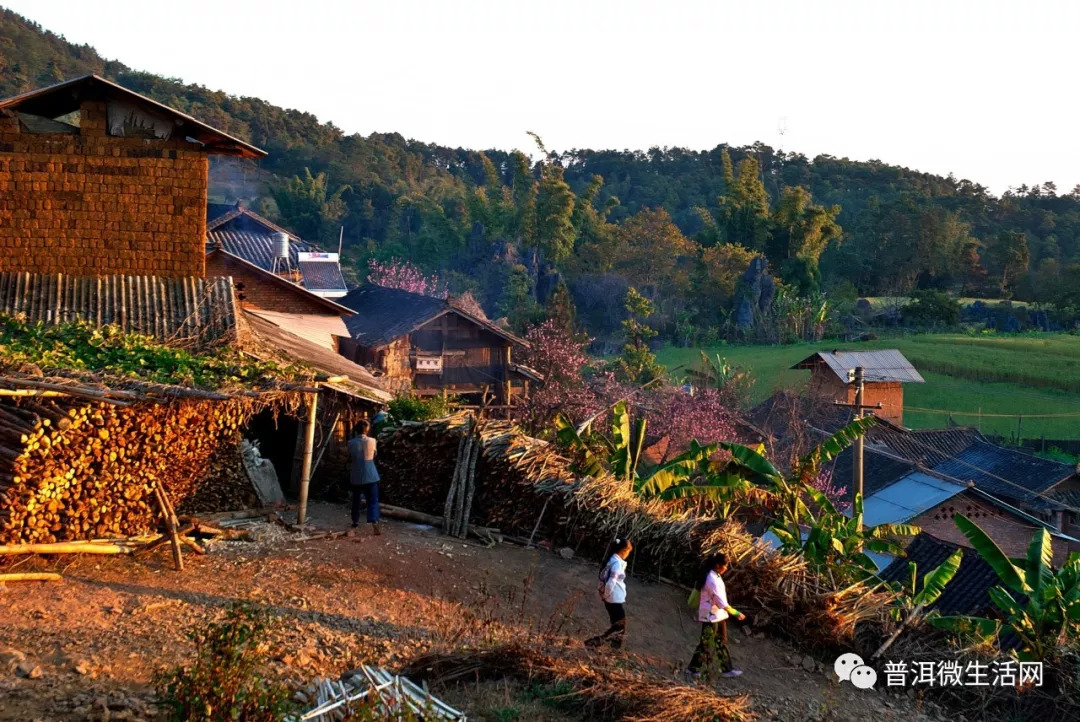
[657,333,1080,439]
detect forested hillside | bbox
[3,8,1078,345]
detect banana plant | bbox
[716,417,916,582]
[929,514,1080,661]
[887,548,964,623]
[685,351,748,392]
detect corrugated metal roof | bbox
[207,230,314,271]
[792,349,925,384]
[858,471,965,526]
[241,310,390,404]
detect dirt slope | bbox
[0,502,946,721]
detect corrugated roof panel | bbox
[859,471,964,526]
[793,349,925,383]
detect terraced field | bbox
[657,333,1080,440]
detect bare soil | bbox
[0,502,945,721]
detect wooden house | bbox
[0,75,265,278]
[792,349,924,426]
[338,285,537,405]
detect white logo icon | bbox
[833,652,864,682]
[850,665,877,689]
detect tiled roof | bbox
[207,203,235,223]
[867,426,984,466]
[0,271,237,346]
[878,533,1000,617]
[829,446,917,497]
[298,261,348,293]
[928,440,1075,506]
[792,349,925,384]
[340,285,527,348]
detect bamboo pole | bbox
[296,390,319,526]
[0,573,61,582]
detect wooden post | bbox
[501,344,512,419]
[297,389,319,526]
[153,485,183,571]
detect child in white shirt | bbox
[585,538,632,649]
[687,552,745,679]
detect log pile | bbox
[0,395,266,545]
[378,416,896,653]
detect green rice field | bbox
[656,333,1080,441]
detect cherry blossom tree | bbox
[367,258,446,297]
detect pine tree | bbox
[614,288,666,385]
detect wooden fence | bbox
[0,272,238,346]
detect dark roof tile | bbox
[878,533,999,617]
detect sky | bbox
[5,0,1078,194]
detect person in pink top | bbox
[686,553,745,680]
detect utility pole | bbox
[853,367,865,528]
[833,366,881,532]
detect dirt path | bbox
[0,503,944,721]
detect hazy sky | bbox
[6,0,1077,194]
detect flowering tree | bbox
[645,388,739,461]
[516,319,599,432]
[367,258,446,297]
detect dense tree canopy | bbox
[4,8,1079,343]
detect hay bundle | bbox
[379,417,895,651]
[402,642,753,722]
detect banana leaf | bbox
[717,441,782,485]
[928,615,1001,641]
[1025,528,1054,598]
[954,513,1030,594]
[635,440,716,498]
[913,548,963,607]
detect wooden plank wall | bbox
[0,271,238,346]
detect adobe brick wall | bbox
[811,372,906,425]
[912,490,1069,566]
[205,252,333,316]
[0,101,207,278]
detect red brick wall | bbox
[811,371,906,425]
[912,490,1069,565]
[0,101,207,278]
[205,253,333,316]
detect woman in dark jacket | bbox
[348,420,381,535]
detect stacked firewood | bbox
[378,415,576,537]
[0,396,258,545]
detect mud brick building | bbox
[792,349,925,426]
[0,75,264,278]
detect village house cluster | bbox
[1,75,1078,620]
[0,75,538,498]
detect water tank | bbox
[271,232,290,260]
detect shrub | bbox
[903,290,962,328]
[154,603,293,722]
[388,393,454,422]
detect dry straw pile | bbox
[380,416,893,652]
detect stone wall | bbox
[205,252,332,316]
[0,101,208,278]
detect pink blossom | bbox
[808,467,849,511]
[367,258,446,297]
